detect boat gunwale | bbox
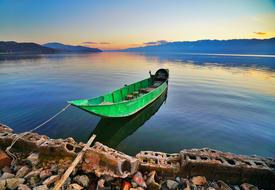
[69,78,168,108]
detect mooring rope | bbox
[5,104,71,165]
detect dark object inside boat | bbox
[151,68,169,82]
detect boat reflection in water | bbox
[91,89,168,148]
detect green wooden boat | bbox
[68,69,169,117]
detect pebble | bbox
[217,180,232,190]
[131,181,138,188]
[122,181,131,190]
[42,175,60,186]
[73,175,89,187]
[24,169,42,179]
[29,176,40,188]
[39,169,52,180]
[132,172,147,188]
[6,178,25,190]
[16,166,30,178]
[0,172,15,180]
[26,153,39,166]
[146,170,160,190]
[166,179,179,190]
[33,185,48,190]
[0,180,6,190]
[18,184,31,190]
[191,176,207,186]
[97,178,105,190]
[1,166,12,173]
[66,183,84,190]
[240,183,258,190]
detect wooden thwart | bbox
[53,134,96,190]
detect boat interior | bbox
[71,69,169,106]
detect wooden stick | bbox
[53,134,96,190]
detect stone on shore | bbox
[0,151,11,169]
[132,172,147,188]
[18,184,31,190]
[67,183,84,190]
[0,179,6,190]
[33,185,48,190]
[166,179,179,189]
[73,175,89,187]
[6,178,25,190]
[0,172,15,180]
[42,175,60,186]
[39,169,52,180]
[240,183,259,190]
[191,176,207,186]
[26,153,39,166]
[24,168,42,179]
[16,166,30,178]
[1,166,12,174]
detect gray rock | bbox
[42,175,60,186]
[33,185,48,190]
[0,179,6,190]
[24,169,42,179]
[191,176,207,186]
[16,166,30,178]
[146,171,160,190]
[217,180,232,190]
[131,181,138,188]
[63,177,71,189]
[50,164,58,174]
[26,153,39,166]
[132,172,147,188]
[1,166,11,174]
[0,172,15,180]
[233,186,241,190]
[6,178,25,190]
[18,184,31,190]
[207,187,216,190]
[240,183,258,190]
[97,179,105,190]
[73,175,89,187]
[166,180,179,190]
[39,169,52,180]
[28,176,40,188]
[66,183,83,190]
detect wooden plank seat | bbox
[133,91,139,97]
[126,94,134,100]
[139,87,156,93]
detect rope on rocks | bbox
[5,104,71,165]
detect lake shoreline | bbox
[1,123,274,189]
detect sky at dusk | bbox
[0,0,275,50]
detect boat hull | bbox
[71,81,168,118]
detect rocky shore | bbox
[0,123,274,190]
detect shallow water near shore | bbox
[0,52,275,157]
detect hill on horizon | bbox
[0,41,102,54]
[118,38,275,55]
[43,42,102,53]
[0,41,56,54]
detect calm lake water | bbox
[0,52,275,157]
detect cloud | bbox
[99,42,110,44]
[143,40,169,46]
[82,41,111,45]
[82,41,97,45]
[254,32,266,35]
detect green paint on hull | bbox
[68,69,169,118]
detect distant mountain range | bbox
[119,38,275,55]
[0,41,56,54]
[0,41,102,54]
[43,42,101,53]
